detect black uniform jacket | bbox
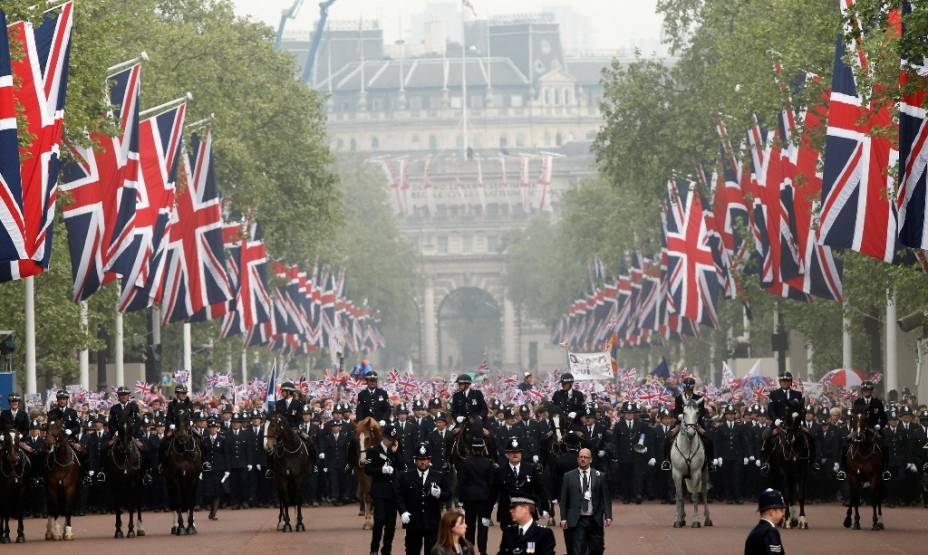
[744,518,785,554]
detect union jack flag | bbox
[62,60,141,301]
[119,101,186,312]
[713,119,750,290]
[161,130,232,323]
[0,2,73,281]
[0,9,24,264]
[820,0,898,262]
[897,1,928,250]
[535,154,553,213]
[662,178,720,328]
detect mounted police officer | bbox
[365,423,401,555]
[107,385,140,437]
[661,377,710,471]
[47,389,83,453]
[275,382,304,428]
[837,380,891,481]
[761,371,804,472]
[551,373,585,424]
[357,371,391,425]
[451,374,488,429]
[0,392,28,435]
[395,442,451,555]
[165,384,193,433]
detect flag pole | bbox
[107,52,148,75]
[79,301,89,389]
[115,280,124,387]
[24,277,36,395]
[139,92,192,118]
[183,322,192,379]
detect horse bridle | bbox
[0,437,29,482]
[673,425,703,469]
[46,432,78,470]
[269,418,308,457]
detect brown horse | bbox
[0,430,29,543]
[843,411,885,531]
[44,421,80,541]
[264,413,312,533]
[348,417,381,530]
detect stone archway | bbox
[437,287,501,372]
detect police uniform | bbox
[226,414,253,508]
[165,396,193,429]
[882,412,908,506]
[578,405,609,470]
[715,405,747,503]
[497,502,557,555]
[23,420,46,517]
[394,405,420,469]
[364,425,402,555]
[496,438,549,528]
[357,373,392,423]
[551,373,585,420]
[495,410,527,466]
[201,422,230,520]
[322,419,353,504]
[456,437,497,555]
[107,393,141,436]
[276,384,305,428]
[427,415,453,472]
[246,410,269,507]
[451,376,489,426]
[744,489,787,555]
[0,395,28,435]
[613,403,647,503]
[395,443,451,555]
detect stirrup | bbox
[836,470,846,481]
[143,472,153,486]
[760,463,769,474]
[660,460,671,471]
[882,470,892,481]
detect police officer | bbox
[365,423,401,555]
[761,371,804,472]
[457,436,496,555]
[411,399,434,442]
[551,373,585,423]
[837,381,891,481]
[323,418,353,505]
[496,437,549,529]
[579,403,609,470]
[714,403,747,504]
[650,407,675,503]
[495,408,525,466]
[396,442,451,555]
[22,419,46,516]
[201,418,230,520]
[744,488,787,555]
[614,401,647,504]
[246,409,269,507]
[0,392,28,435]
[48,389,82,451]
[357,371,392,425]
[107,386,140,436]
[165,384,193,432]
[84,415,110,512]
[662,377,710,470]
[882,410,908,506]
[451,374,488,428]
[497,496,556,555]
[395,403,419,470]
[226,412,252,509]
[276,382,304,428]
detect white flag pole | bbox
[115,285,124,387]
[79,301,89,389]
[24,277,36,395]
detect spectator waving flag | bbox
[62,59,142,301]
[1,2,74,281]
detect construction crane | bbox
[274,0,305,50]
[301,0,338,85]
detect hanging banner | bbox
[567,351,613,381]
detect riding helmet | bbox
[560,372,575,383]
[117,386,131,395]
[682,377,696,388]
[175,384,188,394]
[860,380,875,390]
[365,371,379,381]
[7,392,20,402]
[414,443,431,459]
[456,374,472,385]
[778,371,793,381]
[757,488,786,512]
[280,381,295,392]
[56,389,69,399]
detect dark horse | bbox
[0,430,29,543]
[44,421,80,541]
[104,409,145,538]
[160,407,201,535]
[450,415,494,504]
[768,400,812,530]
[265,413,313,532]
[843,411,885,531]
[541,406,581,523]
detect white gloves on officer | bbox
[749,456,755,461]
[318,453,326,460]
[256,465,262,472]
[598,450,606,458]
[382,464,394,476]
[64,429,72,436]
[169,424,176,430]
[874,424,882,431]
[568,412,577,420]
[480,518,492,528]
[456,416,465,424]
[541,511,550,520]
[774,419,783,427]
[221,471,230,483]
[755,460,761,468]
[88,470,95,476]
[532,455,539,463]
[430,483,442,498]
[246,465,253,472]
[378,420,387,427]
[744,457,749,465]
[401,512,411,525]
[907,463,918,472]
[833,462,840,473]
[647,458,656,467]
[714,458,723,467]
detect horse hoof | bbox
[1,536,9,544]
[362,523,372,530]
[115,530,124,539]
[853,522,861,530]
[187,525,197,535]
[691,522,701,528]
[872,523,880,531]
[357,511,364,516]
[843,516,852,528]
[276,522,284,531]
[45,532,52,541]
[137,528,145,537]
[63,533,73,541]
[16,535,24,544]
[127,530,135,538]
[295,523,305,532]
[704,519,713,527]
[673,521,684,528]
[171,526,178,535]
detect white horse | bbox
[671,399,712,529]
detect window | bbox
[499,134,508,149]
[437,235,449,254]
[450,96,462,109]
[487,235,499,253]
[429,134,439,150]
[411,134,421,146]
[511,95,523,108]
[544,89,551,105]
[370,136,380,150]
[462,235,473,254]
[554,88,561,105]
[429,95,443,110]
[409,96,422,110]
[544,130,551,146]
[516,132,526,147]
[470,95,483,109]
[371,97,383,111]
[472,134,481,148]
[456,135,464,150]
[350,138,357,152]
[564,87,572,105]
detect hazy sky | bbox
[231,0,665,54]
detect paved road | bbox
[6,502,928,554]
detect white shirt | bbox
[510,464,520,476]
[518,521,533,536]
[419,469,429,484]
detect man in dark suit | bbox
[559,448,612,555]
[457,437,497,555]
[225,412,253,509]
[394,403,419,470]
[714,404,747,503]
[613,402,647,503]
[427,413,453,473]
[395,442,451,555]
[365,424,402,555]
[498,496,556,555]
[0,392,28,435]
[744,488,787,555]
[450,374,488,428]
[356,371,392,424]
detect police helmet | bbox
[56,389,69,399]
[724,404,736,414]
[682,377,696,388]
[7,392,20,402]
[778,371,793,381]
[412,399,426,411]
[414,442,431,459]
[117,386,131,395]
[505,437,522,453]
[428,398,442,410]
[175,384,188,395]
[381,424,398,440]
[396,403,409,415]
[758,488,786,512]
[456,374,472,385]
[560,373,575,383]
[860,380,875,390]
[621,401,636,413]
[365,371,379,381]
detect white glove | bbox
[568,412,577,420]
[256,465,262,471]
[678,414,684,422]
[246,465,253,472]
[480,517,492,528]
[221,471,230,483]
[378,420,386,427]
[743,457,749,465]
[198,473,203,480]
[598,450,606,458]
[170,424,176,430]
[456,416,465,424]
[64,429,72,436]
[715,458,723,467]
[318,453,325,460]
[907,463,917,472]
[541,511,550,520]
[755,460,761,468]
[640,446,648,454]
[874,424,882,431]
[323,468,328,473]
[833,462,840,472]
[532,455,539,463]
[647,458,656,467]
[430,483,441,498]
[382,465,394,476]
[774,419,783,427]
[88,470,95,476]
[749,456,755,461]
[401,512,411,525]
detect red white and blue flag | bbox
[0,9,24,265]
[897,1,928,250]
[1,2,73,281]
[62,60,141,301]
